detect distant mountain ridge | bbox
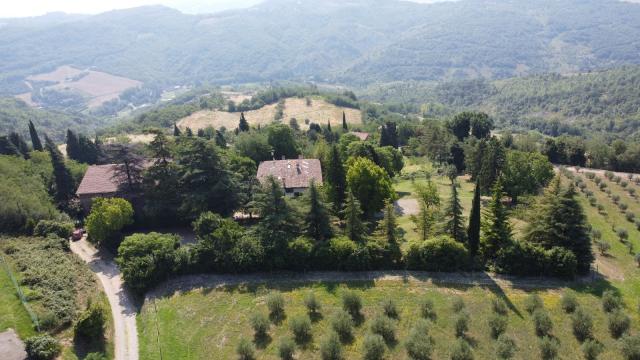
[1,0,640,93]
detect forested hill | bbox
[3,0,640,93]
[362,66,640,139]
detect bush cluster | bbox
[33,220,74,239]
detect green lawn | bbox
[0,260,36,338]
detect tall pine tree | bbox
[28,121,43,151]
[467,179,481,257]
[45,136,75,208]
[304,180,333,242]
[480,177,512,263]
[326,145,347,215]
[342,190,366,242]
[0,136,20,156]
[444,179,466,242]
[342,111,348,131]
[525,177,594,274]
[66,129,80,161]
[238,112,250,132]
[412,180,440,241]
[173,123,181,136]
[9,132,30,159]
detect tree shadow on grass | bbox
[269,310,286,326]
[309,311,323,323]
[73,334,106,360]
[254,333,271,349]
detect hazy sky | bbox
[0,0,263,18]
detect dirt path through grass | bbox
[70,238,138,360]
[148,270,602,301]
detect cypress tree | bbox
[173,123,181,136]
[9,132,30,159]
[342,111,348,131]
[0,136,20,156]
[215,130,226,148]
[45,136,76,207]
[327,121,332,132]
[66,129,80,161]
[342,190,366,242]
[239,112,250,132]
[304,181,333,242]
[185,127,194,137]
[467,179,481,256]
[444,179,466,242]
[326,145,347,215]
[28,120,43,151]
[381,199,398,245]
[481,177,512,262]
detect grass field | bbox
[178,97,362,131]
[0,260,36,338]
[137,160,640,359]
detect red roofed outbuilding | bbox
[256,158,323,196]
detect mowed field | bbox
[177,97,362,131]
[18,65,141,108]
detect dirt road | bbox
[147,270,601,300]
[70,239,138,360]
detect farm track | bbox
[70,238,138,360]
[147,270,603,300]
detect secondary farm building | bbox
[257,158,323,196]
[76,164,142,212]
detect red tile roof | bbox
[76,164,121,196]
[349,131,370,141]
[257,159,323,189]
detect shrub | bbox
[635,253,640,268]
[626,212,636,222]
[405,319,434,360]
[454,312,470,338]
[304,292,321,315]
[278,336,295,360]
[362,333,386,360]
[116,232,180,293]
[24,335,61,360]
[602,290,622,313]
[589,197,597,207]
[524,294,543,314]
[636,219,640,231]
[492,297,508,315]
[571,307,593,342]
[342,291,362,319]
[405,236,469,271]
[450,338,474,360]
[488,314,508,339]
[539,336,559,360]
[266,291,286,320]
[289,314,312,344]
[617,228,629,242]
[613,195,621,204]
[420,298,437,320]
[330,310,354,342]
[608,310,631,339]
[533,309,553,337]
[74,302,106,340]
[621,335,640,360]
[381,298,399,319]
[597,204,605,212]
[370,315,396,343]
[495,334,517,359]
[592,229,602,241]
[452,297,465,313]
[581,339,604,360]
[622,180,629,188]
[192,211,223,238]
[236,337,255,360]
[250,312,270,339]
[561,291,578,313]
[320,331,343,360]
[33,220,74,239]
[620,203,629,211]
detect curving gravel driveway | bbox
[70,238,138,360]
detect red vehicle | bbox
[72,229,84,241]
